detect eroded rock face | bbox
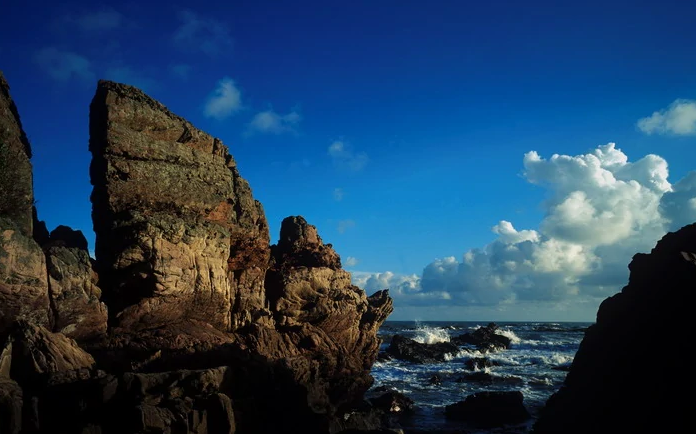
[0,72,51,334]
[89,80,270,331]
[532,224,696,434]
[0,218,51,332]
[0,71,34,235]
[44,226,107,341]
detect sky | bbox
[2,0,696,322]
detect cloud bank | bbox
[247,109,301,135]
[353,143,696,320]
[33,48,94,82]
[637,99,696,136]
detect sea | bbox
[366,321,592,433]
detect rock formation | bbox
[0,73,393,434]
[532,224,696,434]
[0,72,51,332]
[89,80,271,331]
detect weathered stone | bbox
[0,71,34,235]
[533,224,696,434]
[5,321,95,386]
[89,80,270,332]
[0,218,51,333]
[42,226,107,341]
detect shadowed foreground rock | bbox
[0,74,393,434]
[532,224,696,434]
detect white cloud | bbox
[246,109,301,135]
[337,219,356,234]
[33,48,94,82]
[204,77,242,120]
[328,141,369,171]
[353,143,696,320]
[637,99,696,136]
[344,256,358,267]
[333,188,344,201]
[173,10,233,57]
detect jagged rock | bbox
[451,322,511,352]
[89,80,270,332]
[4,321,95,386]
[445,391,531,428]
[0,378,22,434]
[0,71,34,235]
[44,226,107,341]
[0,217,51,333]
[385,335,459,364]
[532,224,696,434]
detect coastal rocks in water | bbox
[464,357,497,370]
[451,322,511,352]
[445,391,531,428]
[370,391,414,414]
[532,224,696,434]
[386,335,460,363]
[43,226,107,341]
[89,80,271,331]
[455,372,524,386]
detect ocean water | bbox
[366,321,591,433]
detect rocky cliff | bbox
[0,72,393,434]
[532,224,695,434]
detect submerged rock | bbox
[445,391,531,428]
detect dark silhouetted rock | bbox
[386,335,459,363]
[0,378,22,434]
[532,225,696,434]
[445,391,531,428]
[451,323,511,352]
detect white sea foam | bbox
[497,327,522,344]
[412,324,451,344]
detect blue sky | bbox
[2,0,696,321]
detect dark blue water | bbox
[367,321,591,433]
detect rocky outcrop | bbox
[451,322,512,352]
[0,74,393,434]
[532,224,696,434]
[0,71,34,234]
[385,335,459,363]
[89,80,270,332]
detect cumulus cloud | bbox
[173,10,233,57]
[637,99,696,136]
[33,48,94,81]
[344,256,358,267]
[328,141,368,171]
[352,143,696,319]
[246,109,301,135]
[204,77,242,120]
[333,188,344,201]
[337,219,356,234]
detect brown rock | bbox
[0,71,34,236]
[89,80,271,332]
[44,226,107,341]
[5,321,95,385]
[0,218,51,332]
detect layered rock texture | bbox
[532,225,696,434]
[0,73,393,434]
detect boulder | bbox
[450,322,511,352]
[385,335,459,363]
[445,391,531,428]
